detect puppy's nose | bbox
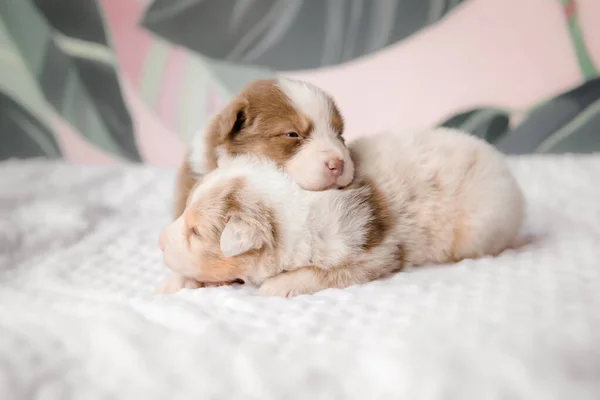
[326,159,344,177]
[158,230,167,251]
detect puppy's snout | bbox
[159,230,167,251]
[326,159,344,177]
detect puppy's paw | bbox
[202,280,240,288]
[259,271,319,298]
[158,273,202,294]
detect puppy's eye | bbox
[190,227,201,238]
[287,132,300,138]
[338,135,346,144]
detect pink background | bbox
[52,0,600,166]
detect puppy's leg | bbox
[259,266,327,297]
[173,156,199,219]
[159,273,240,294]
[259,244,405,297]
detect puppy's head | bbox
[159,174,277,283]
[195,78,354,191]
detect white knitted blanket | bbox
[1,157,599,400]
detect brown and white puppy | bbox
[159,128,525,297]
[173,78,354,220]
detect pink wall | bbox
[285,0,600,142]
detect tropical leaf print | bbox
[140,0,466,71]
[536,98,600,153]
[98,0,273,144]
[0,12,63,161]
[438,108,511,144]
[0,92,62,161]
[134,40,240,143]
[0,0,141,162]
[438,79,600,154]
[560,0,599,79]
[495,77,600,154]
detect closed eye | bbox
[190,227,201,239]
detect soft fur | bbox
[173,77,354,220]
[159,128,525,297]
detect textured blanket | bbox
[0,157,599,400]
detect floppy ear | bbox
[220,214,272,258]
[200,95,249,171]
[209,96,249,142]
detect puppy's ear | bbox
[210,96,249,142]
[220,214,273,258]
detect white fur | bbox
[276,78,332,128]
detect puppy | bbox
[158,128,525,297]
[173,77,354,220]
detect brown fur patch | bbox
[451,214,471,261]
[265,207,279,251]
[204,79,311,167]
[351,179,393,250]
[195,255,248,283]
[183,177,247,248]
[222,179,244,215]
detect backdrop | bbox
[0,0,599,166]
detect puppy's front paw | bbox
[259,271,319,298]
[158,273,202,294]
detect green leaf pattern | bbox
[0,0,140,162]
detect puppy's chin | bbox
[297,177,354,191]
[299,182,346,192]
[288,167,354,191]
[163,260,198,280]
[327,179,351,190]
[299,178,338,191]
[334,171,355,189]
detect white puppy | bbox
[159,128,525,297]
